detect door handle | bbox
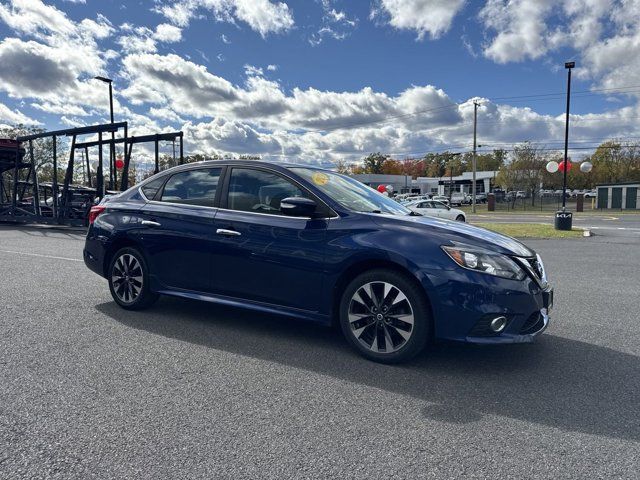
[141,220,161,227]
[216,228,241,236]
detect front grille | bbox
[526,257,543,280]
[520,312,544,334]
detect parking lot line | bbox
[0,249,83,262]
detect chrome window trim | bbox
[215,206,337,220]
[147,199,218,210]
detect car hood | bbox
[371,213,535,258]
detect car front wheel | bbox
[108,247,158,310]
[339,269,430,363]
[456,214,465,222]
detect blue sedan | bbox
[84,161,552,363]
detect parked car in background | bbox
[475,193,487,203]
[432,195,450,205]
[406,200,466,222]
[584,190,597,198]
[84,160,552,363]
[516,191,527,199]
[450,192,470,206]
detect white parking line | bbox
[0,249,83,262]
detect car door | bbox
[136,167,223,293]
[210,167,328,312]
[422,201,441,218]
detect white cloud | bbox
[157,0,294,37]
[267,64,277,71]
[0,102,41,125]
[0,0,116,119]
[478,0,640,98]
[243,64,263,77]
[479,0,555,63]
[154,23,183,43]
[118,24,158,54]
[310,0,357,46]
[371,0,466,40]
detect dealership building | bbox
[351,171,499,196]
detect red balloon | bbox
[558,160,572,172]
[115,158,124,170]
[377,184,387,193]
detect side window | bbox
[160,168,222,207]
[140,176,165,200]
[227,168,307,215]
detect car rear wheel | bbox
[108,247,158,310]
[339,269,430,363]
[456,214,465,222]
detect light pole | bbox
[94,76,116,190]
[555,61,574,230]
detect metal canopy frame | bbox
[0,122,184,226]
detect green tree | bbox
[362,152,388,174]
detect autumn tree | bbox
[497,143,546,205]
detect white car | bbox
[407,200,466,222]
[431,195,450,205]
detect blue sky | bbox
[1,0,639,165]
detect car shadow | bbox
[96,296,640,443]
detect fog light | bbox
[489,316,508,333]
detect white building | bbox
[417,171,499,196]
[350,171,500,195]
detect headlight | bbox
[442,245,526,280]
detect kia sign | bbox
[555,210,573,231]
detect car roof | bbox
[162,159,330,171]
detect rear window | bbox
[160,168,222,207]
[140,177,165,200]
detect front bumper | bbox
[465,307,550,344]
[422,264,553,344]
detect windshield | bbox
[291,168,411,215]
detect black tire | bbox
[339,269,431,364]
[108,247,158,310]
[456,214,465,222]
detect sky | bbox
[1,0,640,167]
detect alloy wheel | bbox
[111,253,143,304]
[348,281,414,353]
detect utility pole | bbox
[472,100,479,213]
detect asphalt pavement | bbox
[1,226,639,479]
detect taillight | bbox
[88,205,106,224]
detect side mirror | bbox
[280,197,317,217]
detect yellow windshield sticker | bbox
[312,172,329,186]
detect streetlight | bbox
[94,76,116,190]
[555,61,574,231]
